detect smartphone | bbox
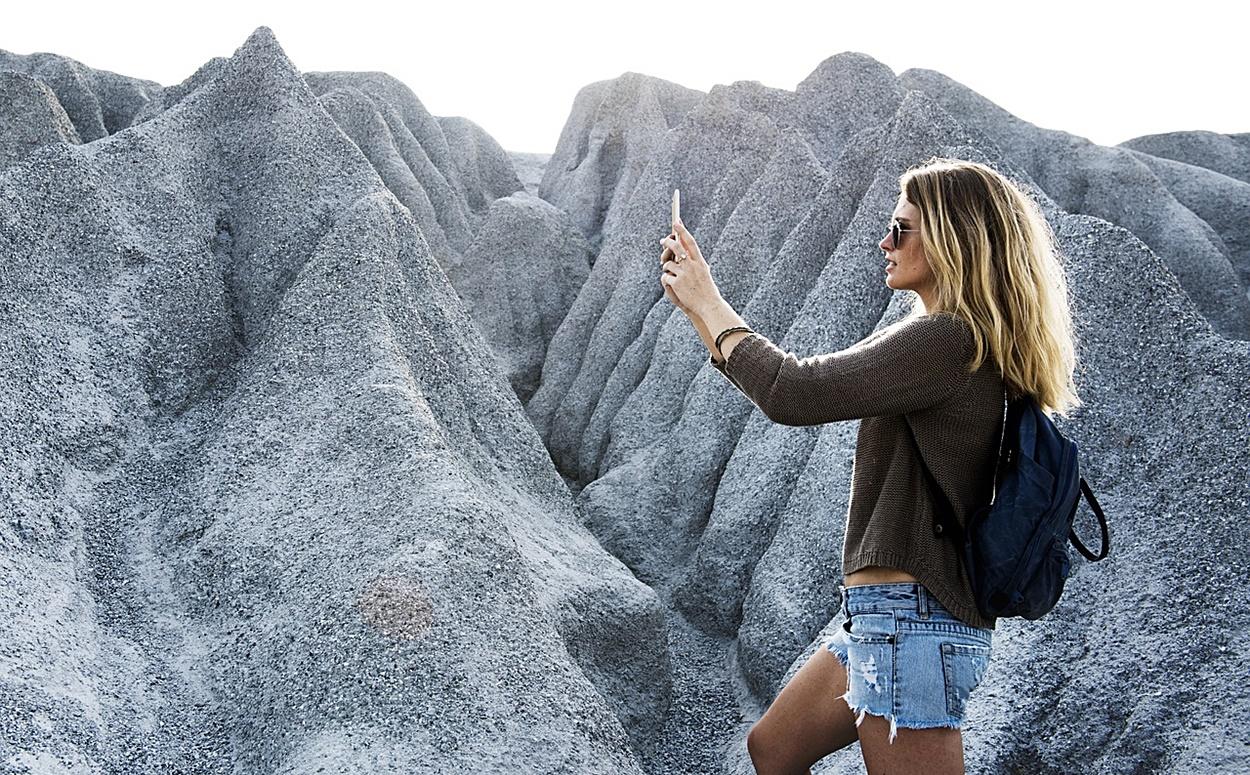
[671,188,680,226]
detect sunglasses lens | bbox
[891,222,900,247]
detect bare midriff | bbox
[844,566,919,586]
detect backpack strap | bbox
[1069,478,1111,561]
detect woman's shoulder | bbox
[861,310,963,338]
[913,310,972,332]
[883,312,977,356]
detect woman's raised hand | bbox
[659,240,688,313]
[659,218,719,318]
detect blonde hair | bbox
[899,157,1081,418]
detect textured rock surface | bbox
[4,29,1248,775]
[305,70,476,261]
[1,27,663,773]
[0,71,82,166]
[510,151,550,195]
[538,73,704,252]
[1121,148,1250,303]
[299,73,573,387]
[0,48,161,141]
[438,116,525,210]
[1120,130,1250,184]
[446,192,592,404]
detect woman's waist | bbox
[844,566,919,586]
[837,580,956,620]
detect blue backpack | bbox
[905,390,1110,620]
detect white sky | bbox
[4,1,1244,154]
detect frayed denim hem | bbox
[838,688,899,744]
[837,688,964,745]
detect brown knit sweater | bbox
[709,311,1005,630]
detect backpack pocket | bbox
[1015,451,1056,497]
[1050,541,1072,580]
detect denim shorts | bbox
[824,582,992,744]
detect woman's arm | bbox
[694,295,753,364]
[703,311,975,426]
[660,218,970,424]
[689,307,725,364]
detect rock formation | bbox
[1,28,663,774]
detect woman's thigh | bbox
[747,646,859,772]
[857,714,965,775]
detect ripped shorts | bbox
[824,582,992,744]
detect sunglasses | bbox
[889,220,919,249]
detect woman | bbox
[658,157,1080,775]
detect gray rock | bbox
[130,56,230,125]
[792,52,904,166]
[438,116,525,211]
[1123,149,1250,300]
[0,71,82,167]
[0,47,162,139]
[537,51,900,253]
[0,26,665,773]
[306,71,477,259]
[538,73,703,250]
[1120,130,1250,184]
[509,151,550,195]
[446,191,592,405]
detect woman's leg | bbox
[856,714,966,775]
[746,646,859,775]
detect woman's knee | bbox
[746,720,766,760]
[745,725,775,765]
[746,719,789,771]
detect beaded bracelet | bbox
[714,326,754,362]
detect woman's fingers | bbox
[660,243,679,269]
[660,235,687,258]
[659,244,687,310]
[659,225,698,313]
[672,220,701,262]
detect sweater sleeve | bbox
[709,313,975,425]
